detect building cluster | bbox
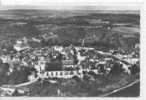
[0,36,140,81]
[0,34,140,96]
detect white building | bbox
[13,40,30,52]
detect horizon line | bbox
[0,5,141,11]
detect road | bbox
[107,82,140,97]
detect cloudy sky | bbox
[0,0,142,10]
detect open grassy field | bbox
[112,26,139,34]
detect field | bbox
[112,26,139,34]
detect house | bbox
[42,33,58,42]
[13,40,30,52]
[53,46,63,52]
[42,70,83,79]
[124,58,139,65]
[32,37,41,43]
[0,85,16,96]
[62,59,75,68]
[0,55,11,63]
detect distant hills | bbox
[0,9,140,51]
[0,9,140,16]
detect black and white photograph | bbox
[0,0,142,97]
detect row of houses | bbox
[38,69,100,79]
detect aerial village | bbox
[0,32,140,96]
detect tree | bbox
[109,62,123,76]
[0,63,10,85]
[8,66,32,84]
[129,64,140,75]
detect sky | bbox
[0,0,143,10]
